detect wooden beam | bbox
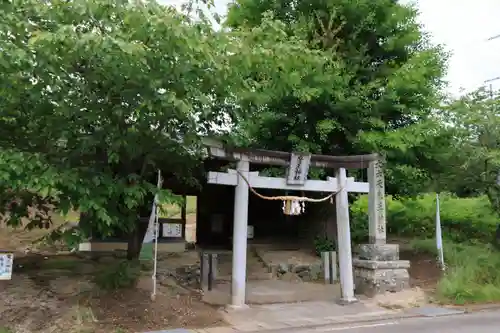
[348,181,369,193]
[207,170,239,186]
[206,145,377,169]
[207,171,369,193]
[249,174,338,192]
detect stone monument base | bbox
[353,244,410,297]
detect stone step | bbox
[216,272,273,281]
[248,272,274,280]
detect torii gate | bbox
[205,141,387,308]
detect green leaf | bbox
[1,0,328,258]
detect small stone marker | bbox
[200,252,218,291]
[321,251,337,284]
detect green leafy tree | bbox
[0,0,331,258]
[225,0,448,195]
[436,88,500,203]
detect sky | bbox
[417,0,500,95]
[161,0,500,96]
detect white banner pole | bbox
[436,193,445,270]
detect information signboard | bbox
[0,253,13,280]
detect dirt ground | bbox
[0,252,224,333]
[0,205,222,333]
[401,250,443,291]
[365,251,443,310]
[0,211,443,333]
[0,247,443,333]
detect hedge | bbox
[350,193,499,244]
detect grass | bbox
[94,259,141,291]
[0,211,78,254]
[410,238,500,305]
[160,195,196,218]
[0,328,12,333]
[60,196,197,225]
[41,257,81,270]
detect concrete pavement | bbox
[145,307,500,333]
[218,300,400,331]
[272,308,500,333]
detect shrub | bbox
[349,195,369,244]
[351,193,500,304]
[313,235,336,256]
[350,193,499,244]
[410,239,500,304]
[94,259,141,291]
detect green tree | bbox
[436,88,500,201]
[0,0,330,258]
[225,0,448,195]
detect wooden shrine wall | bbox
[195,184,337,250]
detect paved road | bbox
[296,309,500,333]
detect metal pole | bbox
[152,170,162,301]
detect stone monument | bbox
[352,159,410,296]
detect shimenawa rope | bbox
[235,169,342,203]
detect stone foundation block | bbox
[353,259,410,297]
[357,244,399,261]
[353,259,410,270]
[353,243,410,297]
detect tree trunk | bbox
[127,227,141,260]
[126,218,148,260]
[79,212,92,237]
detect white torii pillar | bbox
[335,168,357,303]
[231,159,250,308]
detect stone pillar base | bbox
[353,244,410,297]
[337,296,359,305]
